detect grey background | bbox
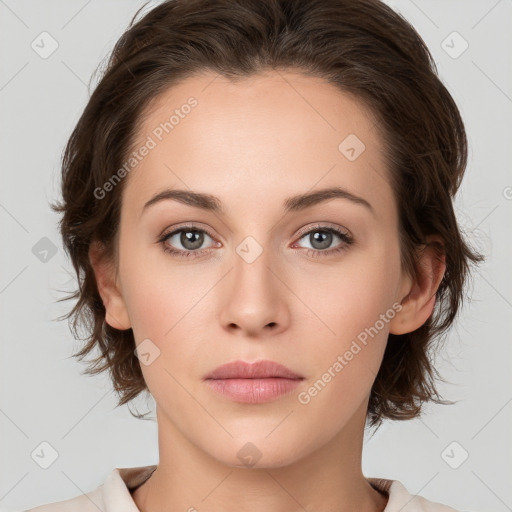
[0,0,511,511]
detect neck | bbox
[132,403,388,512]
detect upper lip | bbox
[205,360,304,380]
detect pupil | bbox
[312,231,331,250]
[182,230,203,250]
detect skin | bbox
[89,69,446,512]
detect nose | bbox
[218,239,290,338]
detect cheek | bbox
[123,262,208,400]
[125,279,180,342]
[300,249,401,344]
[299,247,401,397]
[295,266,398,429]
[119,239,202,338]
[120,247,216,377]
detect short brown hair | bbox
[51,0,483,429]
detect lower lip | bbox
[205,378,302,404]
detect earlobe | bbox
[389,237,446,335]
[88,240,131,331]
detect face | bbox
[100,69,413,468]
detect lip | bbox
[205,360,303,380]
[204,360,304,404]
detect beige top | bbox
[24,465,460,512]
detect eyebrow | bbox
[141,186,374,217]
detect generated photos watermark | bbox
[297,301,403,405]
[93,96,198,200]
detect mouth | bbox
[204,360,304,404]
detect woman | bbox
[27,0,482,510]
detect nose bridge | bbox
[232,232,277,295]
[218,230,287,334]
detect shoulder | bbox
[23,484,105,512]
[368,477,460,511]
[23,465,156,512]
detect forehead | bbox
[122,69,391,219]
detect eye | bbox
[158,225,219,259]
[292,224,354,258]
[158,223,354,260]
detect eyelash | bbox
[157,223,354,260]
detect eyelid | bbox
[293,222,351,241]
[160,222,351,246]
[159,222,218,242]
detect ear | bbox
[88,240,131,330]
[389,236,446,335]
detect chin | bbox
[207,433,313,470]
